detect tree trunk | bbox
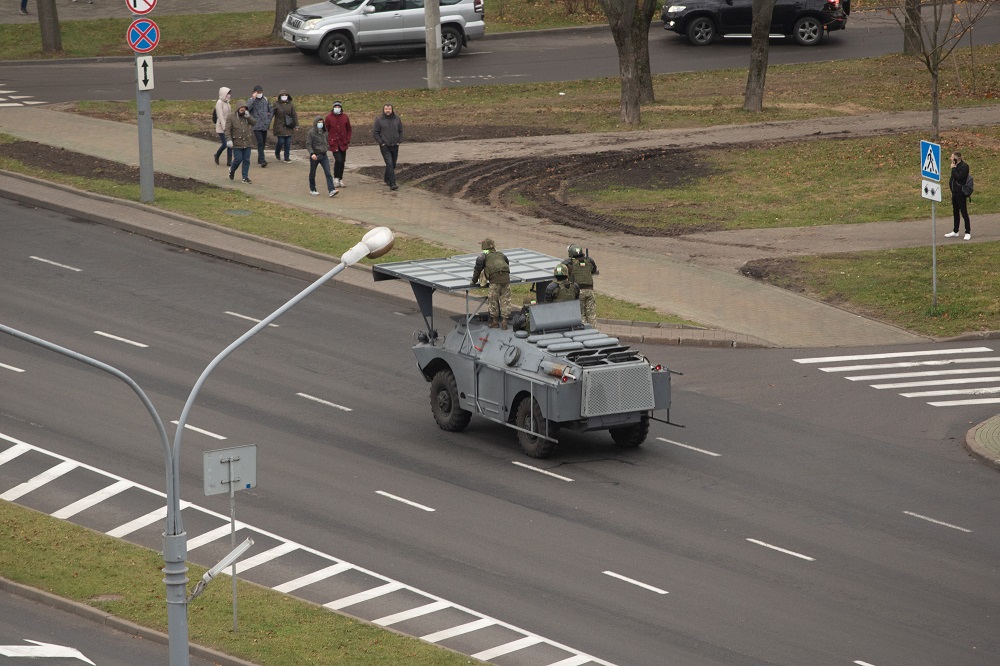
[903,0,921,55]
[273,0,297,39]
[37,0,61,54]
[930,64,940,141]
[598,0,657,124]
[743,0,776,112]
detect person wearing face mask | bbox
[324,101,352,189]
[372,102,402,191]
[271,89,298,163]
[213,87,233,167]
[306,117,338,197]
[225,104,256,184]
[246,85,273,168]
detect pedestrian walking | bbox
[19,0,29,15]
[563,244,599,325]
[324,101,352,188]
[372,103,402,191]
[272,89,297,163]
[246,85,273,168]
[306,117,338,198]
[470,238,511,329]
[213,86,232,167]
[945,151,972,240]
[225,104,255,184]
[544,264,580,304]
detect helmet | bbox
[553,264,568,279]
[568,244,584,258]
[481,238,495,250]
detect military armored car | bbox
[373,249,672,458]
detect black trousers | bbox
[379,144,399,186]
[332,148,347,179]
[253,129,268,164]
[952,192,970,233]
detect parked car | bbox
[282,0,486,65]
[662,0,847,46]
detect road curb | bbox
[965,415,1000,471]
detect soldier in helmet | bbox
[562,244,599,325]
[470,238,511,329]
[510,296,534,332]
[544,263,580,303]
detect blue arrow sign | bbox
[127,18,160,54]
[920,140,941,181]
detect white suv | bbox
[282,0,486,65]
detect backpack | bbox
[962,175,974,198]
[212,107,218,124]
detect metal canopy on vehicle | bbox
[373,249,561,333]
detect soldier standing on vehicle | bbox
[544,264,580,304]
[563,244,599,325]
[470,238,511,329]
[511,296,534,332]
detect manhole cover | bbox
[225,209,253,216]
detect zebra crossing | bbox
[794,346,1000,407]
[0,430,611,666]
[0,83,44,108]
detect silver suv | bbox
[282,0,486,65]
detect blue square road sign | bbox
[920,140,941,181]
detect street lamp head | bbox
[341,227,395,265]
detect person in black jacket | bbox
[946,151,972,240]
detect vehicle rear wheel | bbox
[441,26,463,58]
[430,369,471,431]
[515,397,558,459]
[686,17,715,46]
[610,415,650,448]
[793,17,823,45]
[319,32,353,65]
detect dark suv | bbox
[662,0,848,46]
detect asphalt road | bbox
[6,12,1000,103]
[3,197,1000,666]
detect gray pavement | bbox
[4,0,275,23]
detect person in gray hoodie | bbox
[372,103,403,191]
[246,84,273,167]
[213,86,232,166]
[306,117,338,197]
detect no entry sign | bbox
[127,18,160,53]
[126,0,157,15]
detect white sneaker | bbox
[336,178,344,188]
[944,232,959,237]
[964,233,971,240]
[309,190,318,196]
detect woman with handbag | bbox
[272,89,298,163]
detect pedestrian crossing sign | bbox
[920,140,941,181]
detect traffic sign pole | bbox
[136,64,154,203]
[127,16,160,203]
[921,140,942,310]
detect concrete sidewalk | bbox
[1,104,994,347]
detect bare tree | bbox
[743,0,777,112]
[596,0,658,124]
[37,0,62,54]
[884,0,997,139]
[273,0,297,39]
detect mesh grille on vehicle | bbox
[287,16,303,29]
[581,364,655,417]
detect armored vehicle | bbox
[373,249,672,458]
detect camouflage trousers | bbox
[579,288,596,325]
[488,282,512,320]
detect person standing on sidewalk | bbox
[271,89,298,163]
[563,244,599,325]
[246,85,273,168]
[946,151,972,240]
[225,104,255,184]
[372,103,402,191]
[471,238,511,329]
[324,101,351,188]
[306,117,338,198]
[19,0,29,15]
[213,86,232,167]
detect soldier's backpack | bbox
[962,175,974,198]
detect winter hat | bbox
[253,85,263,92]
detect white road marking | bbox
[602,571,669,594]
[297,392,352,411]
[824,356,1000,373]
[901,386,1000,398]
[903,511,972,533]
[794,347,991,364]
[421,618,495,643]
[512,460,573,481]
[854,661,879,666]
[52,479,132,519]
[0,442,31,464]
[548,656,597,666]
[170,421,226,440]
[187,523,246,551]
[324,582,404,610]
[94,331,148,348]
[0,460,77,501]
[929,397,1000,407]
[225,311,279,327]
[376,490,435,512]
[374,600,451,626]
[872,376,1000,389]
[656,437,721,457]
[273,562,353,593]
[0,641,95,665]
[230,541,300,575]
[473,636,545,661]
[30,255,82,272]
[106,506,168,537]
[0,362,25,373]
[849,367,1000,381]
[746,538,815,561]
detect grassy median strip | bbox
[0,501,479,665]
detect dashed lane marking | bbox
[746,538,815,562]
[903,511,972,533]
[94,330,148,348]
[30,256,83,272]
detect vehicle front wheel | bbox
[793,17,823,46]
[686,17,715,46]
[610,415,650,448]
[441,26,463,58]
[515,398,558,459]
[430,370,471,432]
[318,32,353,65]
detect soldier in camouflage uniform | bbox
[471,238,511,329]
[563,244,599,326]
[543,264,580,303]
